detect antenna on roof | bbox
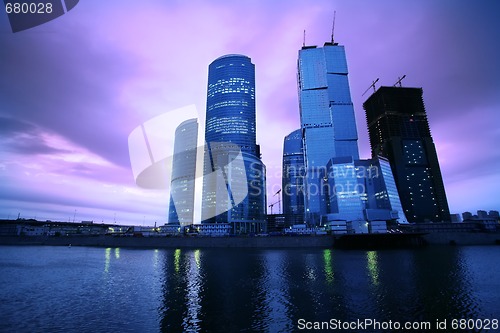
[303,29,306,47]
[393,75,406,87]
[362,78,380,96]
[331,11,336,43]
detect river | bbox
[1,245,499,332]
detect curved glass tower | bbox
[282,129,305,224]
[205,54,256,156]
[168,119,198,227]
[201,54,266,233]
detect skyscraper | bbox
[323,156,408,225]
[201,54,266,233]
[363,86,450,222]
[298,41,359,225]
[168,118,198,227]
[282,129,305,224]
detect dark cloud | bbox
[0,116,69,155]
[0,22,142,168]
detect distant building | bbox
[282,129,305,224]
[462,211,473,221]
[450,214,462,223]
[168,119,198,228]
[185,223,231,236]
[297,40,359,225]
[477,210,488,219]
[266,214,287,233]
[363,86,451,222]
[489,210,499,220]
[201,54,266,233]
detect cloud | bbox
[0,117,69,155]
[1,0,499,223]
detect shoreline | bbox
[0,235,334,249]
[1,232,499,249]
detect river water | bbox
[0,245,499,332]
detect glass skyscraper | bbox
[363,86,450,222]
[355,157,408,224]
[201,54,266,232]
[282,129,305,224]
[324,156,408,224]
[168,119,198,227]
[298,41,359,225]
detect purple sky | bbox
[1,0,499,225]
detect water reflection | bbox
[174,248,181,273]
[366,251,379,286]
[184,249,203,332]
[252,251,293,332]
[323,249,334,284]
[104,247,111,273]
[157,247,490,332]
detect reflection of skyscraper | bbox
[168,119,198,227]
[298,41,359,225]
[201,54,266,233]
[282,129,305,224]
[363,86,450,222]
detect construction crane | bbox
[268,201,280,215]
[362,78,379,96]
[393,75,406,87]
[274,189,282,215]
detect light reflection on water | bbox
[1,246,499,332]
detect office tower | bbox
[298,40,359,225]
[355,157,408,224]
[168,119,198,227]
[201,54,266,233]
[363,86,451,222]
[282,129,305,224]
[325,157,363,221]
[324,156,407,224]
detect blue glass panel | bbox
[324,45,348,74]
[298,48,327,90]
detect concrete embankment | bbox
[422,232,500,246]
[0,235,335,249]
[2,232,499,249]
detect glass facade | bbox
[326,157,364,221]
[298,43,359,225]
[205,54,256,156]
[168,119,198,227]
[202,54,266,230]
[355,157,408,224]
[282,129,305,223]
[363,87,450,222]
[324,157,408,224]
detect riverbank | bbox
[1,231,500,249]
[422,232,500,246]
[0,235,334,249]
